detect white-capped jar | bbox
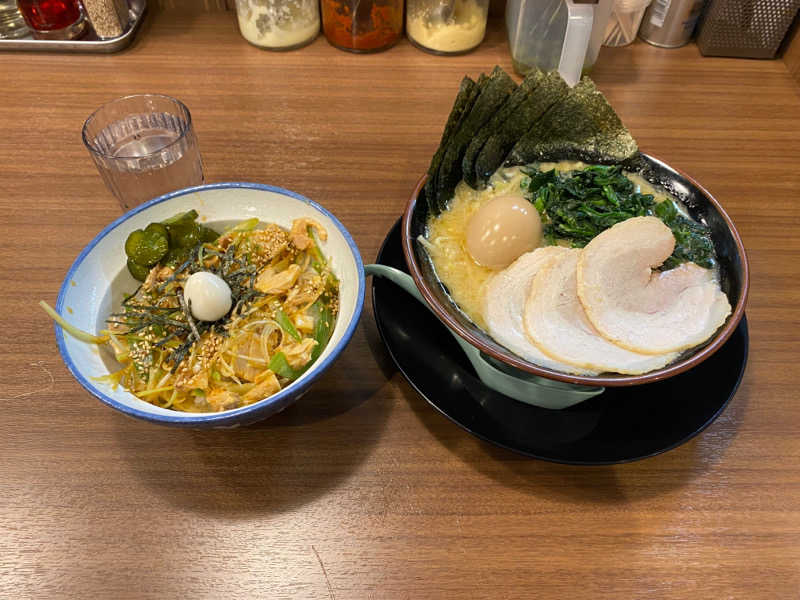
[406,0,489,55]
[235,0,320,50]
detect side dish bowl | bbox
[402,154,749,387]
[55,182,365,427]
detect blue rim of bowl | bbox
[55,182,366,427]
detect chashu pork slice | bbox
[577,216,731,355]
[483,246,599,376]
[523,248,680,374]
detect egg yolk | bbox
[465,195,542,269]
[183,271,233,322]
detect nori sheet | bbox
[473,70,569,187]
[505,77,638,166]
[432,66,517,211]
[423,75,481,214]
[461,70,543,189]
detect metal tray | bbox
[0,0,146,53]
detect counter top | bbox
[1,9,799,599]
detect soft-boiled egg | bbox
[183,271,232,322]
[465,194,542,269]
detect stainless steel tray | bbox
[0,0,146,53]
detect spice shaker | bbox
[82,0,128,39]
[406,0,489,54]
[16,0,87,40]
[235,0,320,50]
[321,0,404,52]
[638,0,705,48]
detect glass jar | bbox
[235,0,320,50]
[16,0,86,40]
[321,0,403,53]
[406,0,488,55]
[0,0,30,39]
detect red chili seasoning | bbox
[321,0,404,52]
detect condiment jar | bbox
[321,0,404,52]
[16,0,87,40]
[235,0,320,50]
[406,0,489,55]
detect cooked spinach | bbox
[521,165,716,270]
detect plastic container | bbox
[506,0,613,86]
[406,0,489,55]
[235,0,320,50]
[603,0,652,46]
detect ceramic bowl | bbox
[402,154,749,387]
[54,182,365,427]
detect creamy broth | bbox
[424,161,699,328]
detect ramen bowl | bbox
[402,154,749,388]
[54,182,365,428]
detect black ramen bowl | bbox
[402,153,749,387]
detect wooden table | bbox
[2,9,799,599]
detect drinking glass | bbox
[82,94,205,212]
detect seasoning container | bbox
[235,0,320,50]
[321,0,403,52]
[638,0,705,48]
[82,0,128,39]
[16,0,87,39]
[0,0,30,39]
[406,0,488,54]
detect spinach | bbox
[521,165,715,270]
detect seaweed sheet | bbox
[473,70,569,187]
[433,67,517,212]
[461,70,543,189]
[505,77,638,166]
[423,75,481,214]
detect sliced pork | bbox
[523,248,679,374]
[577,216,731,354]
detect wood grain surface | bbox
[1,10,799,600]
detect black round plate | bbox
[371,219,749,465]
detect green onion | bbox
[226,217,259,233]
[268,351,299,380]
[309,300,334,362]
[39,301,108,344]
[276,309,301,341]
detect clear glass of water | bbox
[82,94,204,211]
